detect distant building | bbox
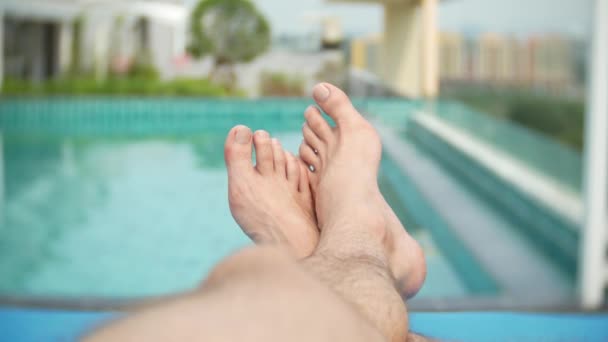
[348,30,583,95]
[435,31,582,92]
[1,0,188,84]
[439,31,465,81]
[477,33,518,84]
[529,35,576,89]
[349,34,383,76]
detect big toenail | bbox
[313,84,330,102]
[235,128,251,144]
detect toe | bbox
[302,122,323,154]
[312,83,359,125]
[224,125,254,175]
[253,130,274,175]
[304,105,332,142]
[285,151,300,190]
[297,159,311,196]
[271,138,286,176]
[299,142,320,173]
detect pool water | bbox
[0,102,468,299]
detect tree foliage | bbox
[188,0,271,66]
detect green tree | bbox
[188,0,271,88]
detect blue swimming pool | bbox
[0,99,489,301]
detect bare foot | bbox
[225,125,319,259]
[299,83,426,298]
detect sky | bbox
[439,0,593,38]
[187,0,594,39]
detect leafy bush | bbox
[508,97,585,150]
[2,77,237,97]
[260,71,305,97]
[127,62,160,81]
[442,87,585,151]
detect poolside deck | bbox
[376,117,574,308]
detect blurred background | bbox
[0,0,606,312]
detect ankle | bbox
[316,215,389,265]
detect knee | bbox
[198,246,295,290]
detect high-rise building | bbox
[439,31,465,81]
[348,30,582,94]
[530,35,576,89]
[349,34,383,77]
[439,32,580,91]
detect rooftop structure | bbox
[0,0,189,86]
[331,0,440,98]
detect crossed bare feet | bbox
[225,83,426,298]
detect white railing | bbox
[579,0,608,309]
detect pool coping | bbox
[0,294,600,313]
[375,119,575,299]
[412,113,582,226]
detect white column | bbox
[58,21,73,76]
[172,22,187,58]
[421,0,439,98]
[579,0,608,309]
[381,0,439,98]
[94,20,111,83]
[382,1,422,97]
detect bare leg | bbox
[225,126,319,259]
[299,83,426,298]
[225,122,416,340]
[85,246,385,342]
[85,86,429,341]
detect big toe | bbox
[312,83,361,125]
[225,125,254,175]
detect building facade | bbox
[1,0,188,85]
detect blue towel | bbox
[1,307,607,342]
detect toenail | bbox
[255,130,269,138]
[313,148,318,154]
[272,138,280,145]
[313,84,330,102]
[235,127,252,144]
[308,164,316,172]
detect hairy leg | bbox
[224,122,410,340]
[85,90,432,341]
[84,126,389,341]
[299,83,426,298]
[84,246,385,342]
